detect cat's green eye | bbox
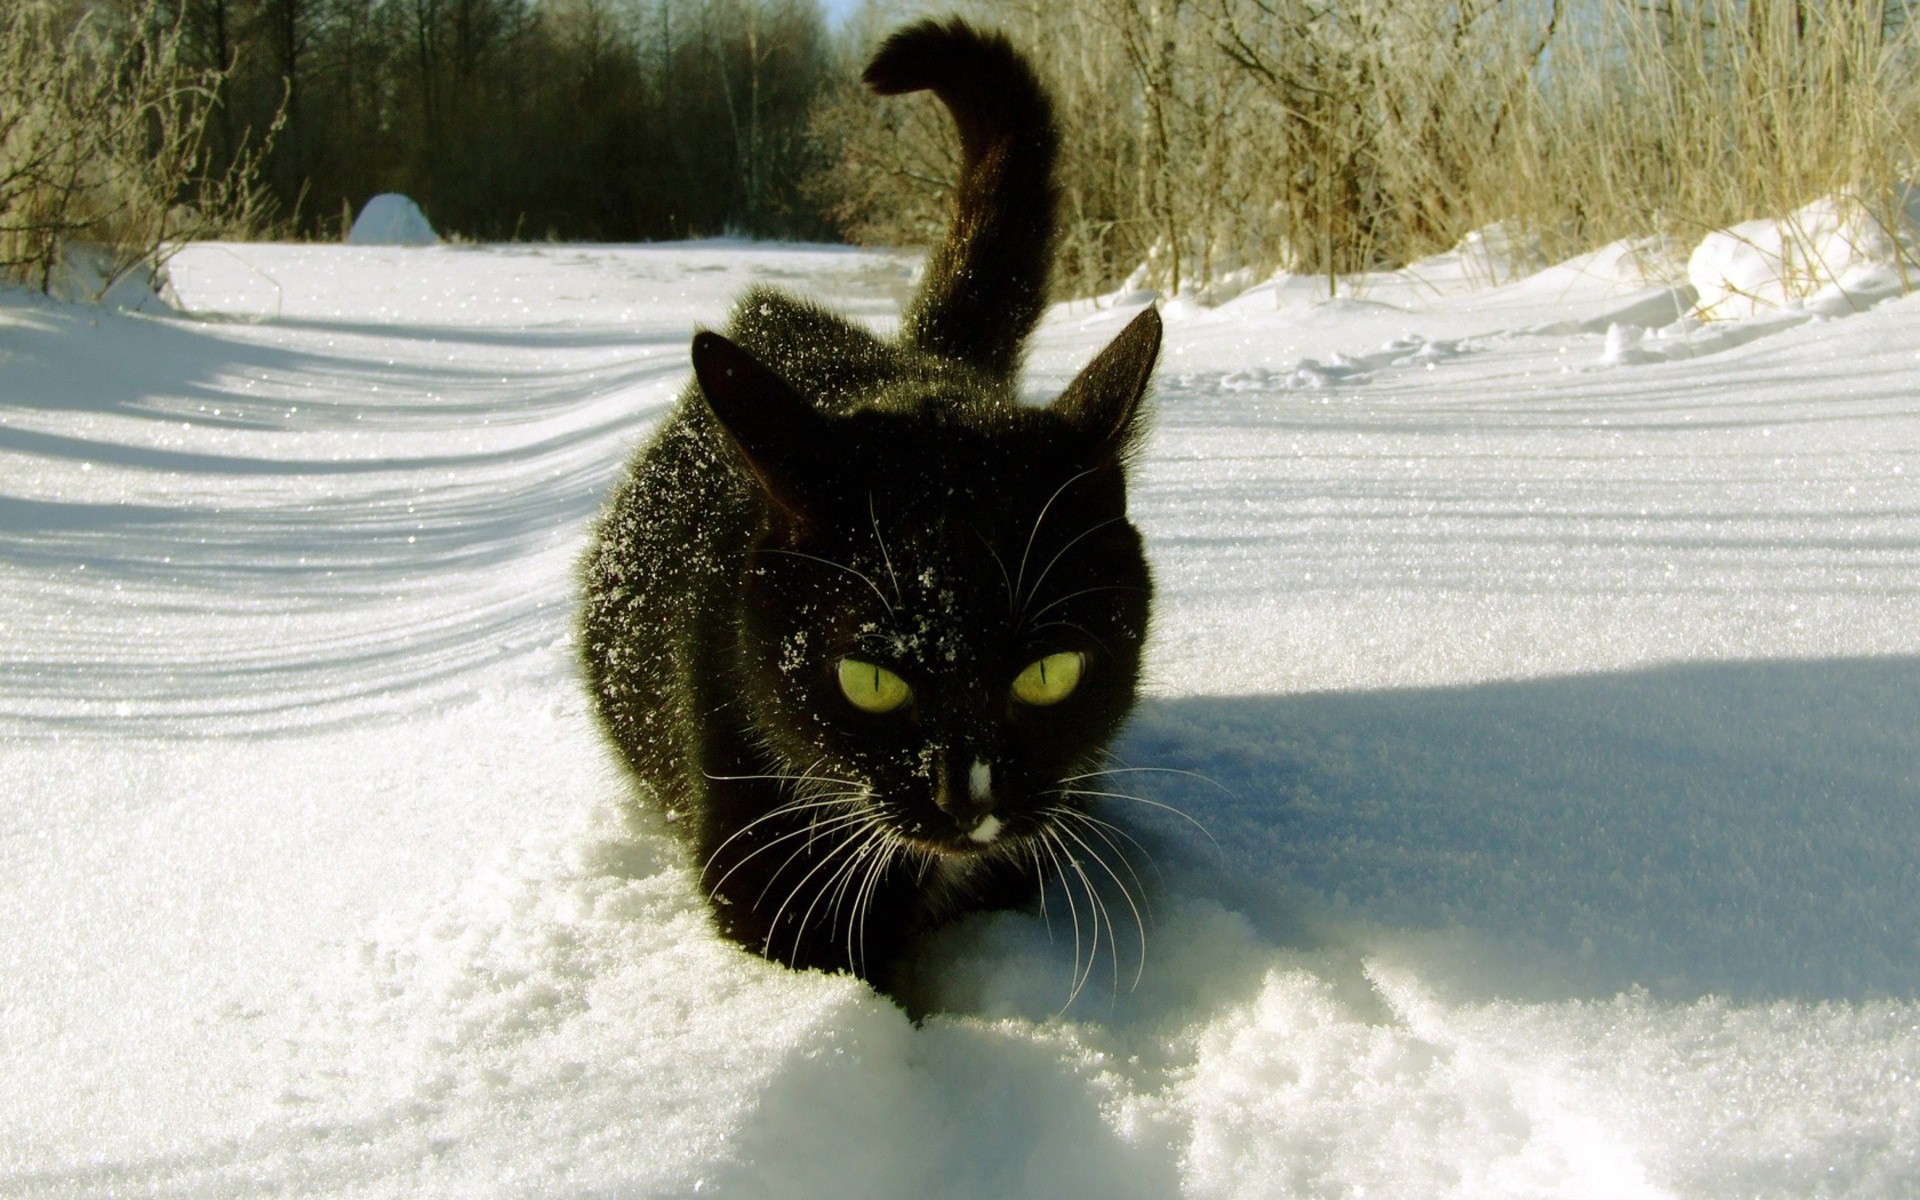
[1012,652,1085,706]
[837,658,912,714]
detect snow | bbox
[29,242,171,309]
[1689,184,1920,320]
[3,234,1918,1197]
[348,194,440,246]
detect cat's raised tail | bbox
[864,18,1058,380]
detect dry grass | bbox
[0,0,278,297]
[1490,0,1920,270]
[810,0,1920,298]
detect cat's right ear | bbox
[691,331,825,522]
[1050,306,1161,465]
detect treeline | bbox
[167,0,1920,294]
[3,0,839,289]
[154,0,836,240]
[8,0,1920,300]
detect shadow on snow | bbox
[1105,655,1920,1006]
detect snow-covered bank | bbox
[3,241,1917,1197]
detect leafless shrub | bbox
[800,6,957,248]
[0,0,277,297]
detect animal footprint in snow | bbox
[1288,336,1473,389]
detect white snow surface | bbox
[347,194,440,246]
[3,238,1918,1198]
[1689,185,1920,320]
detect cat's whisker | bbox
[702,790,867,871]
[835,835,882,967]
[1024,583,1150,626]
[1058,828,1114,1005]
[794,774,869,812]
[1060,787,1222,852]
[755,812,880,909]
[827,819,894,935]
[793,838,872,969]
[1064,757,1232,802]
[1045,825,1112,1000]
[802,798,869,850]
[1049,812,1148,992]
[848,829,906,979]
[796,823,889,968]
[1026,841,1055,939]
[1060,763,1233,795]
[702,759,874,872]
[1035,826,1092,1006]
[1033,835,1078,1004]
[699,772,864,841]
[971,526,1017,614]
[761,547,897,618]
[852,831,907,977]
[753,837,859,916]
[703,768,867,789]
[1018,515,1125,616]
[712,808,874,898]
[714,800,864,871]
[868,493,903,606]
[1012,467,1098,608]
[1028,618,1112,655]
[770,818,885,959]
[1049,803,1157,902]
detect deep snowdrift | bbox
[2,239,1917,1198]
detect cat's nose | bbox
[934,756,995,827]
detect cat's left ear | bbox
[1049,306,1161,463]
[691,331,826,519]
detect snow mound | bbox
[1451,220,1551,287]
[348,194,439,246]
[1689,185,1920,319]
[35,242,170,310]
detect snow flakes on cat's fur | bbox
[580,19,1159,1002]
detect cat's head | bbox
[693,310,1160,860]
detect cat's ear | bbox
[691,331,825,520]
[1049,306,1160,462]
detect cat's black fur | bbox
[580,18,1161,1003]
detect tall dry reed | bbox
[810,0,1920,297]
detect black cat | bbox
[580,18,1161,1003]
